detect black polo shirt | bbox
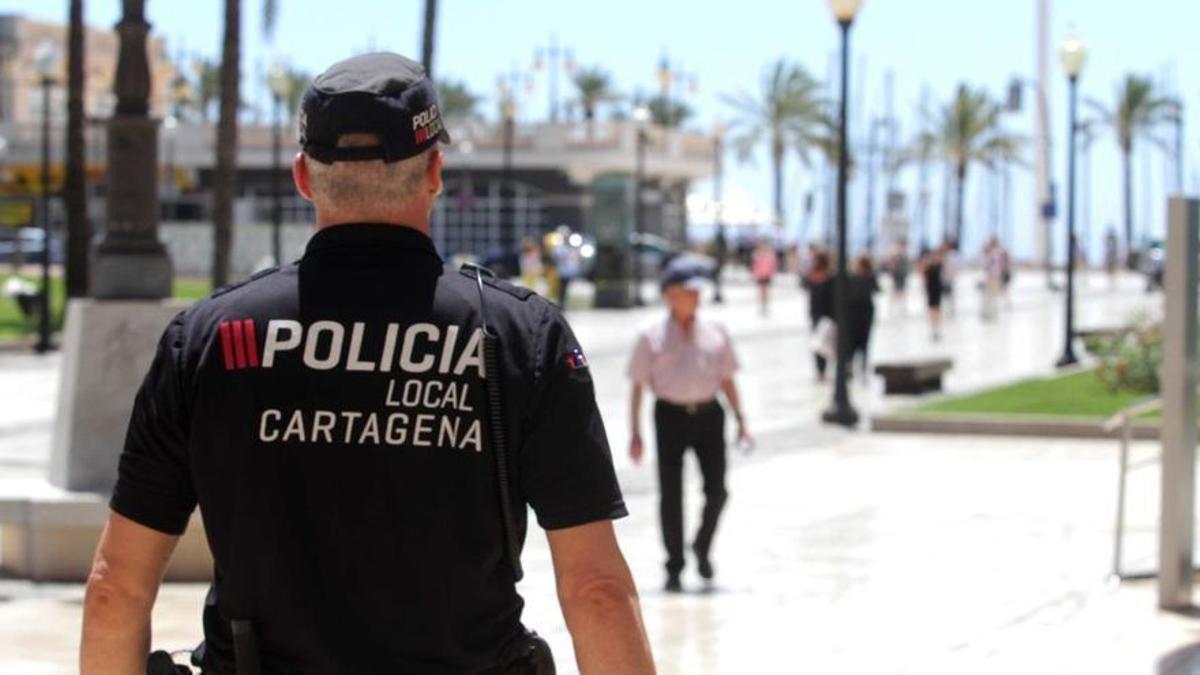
[110,223,628,674]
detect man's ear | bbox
[293,152,314,201]
[426,149,444,198]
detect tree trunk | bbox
[771,135,784,228]
[64,0,89,297]
[212,0,240,289]
[421,0,437,78]
[1121,142,1134,269]
[954,162,967,246]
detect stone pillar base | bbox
[0,478,212,581]
[51,299,189,493]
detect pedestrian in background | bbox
[518,237,543,291]
[1105,228,1120,287]
[628,261,751,592]
[848,254,879,377]
[920,246,945,341]
[552,227,583,309]
[751,240,778,316]
[884,238,911,316]
[980,237,1004,322]
[805,249,834,381]
[941,239,959,317]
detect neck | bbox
[316,209,430,234]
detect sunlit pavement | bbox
[3,267,1194,674]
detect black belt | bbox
[657,399,720,415]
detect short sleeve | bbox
[519,306,628,530]
[109,315,197,535]
[626,332,653,385]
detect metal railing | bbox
[1103,396,1163,581]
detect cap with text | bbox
[299,52,450,164]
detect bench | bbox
[1076,326,1131,353]
[874,358,953,395]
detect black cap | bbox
[299,52,450,164]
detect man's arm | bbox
[548,520,655,675]
[81,511,179,675]
[629,382,645,464]
[720,377,750,444]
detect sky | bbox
[3,0,1197,261]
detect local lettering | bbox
[261,320,485,378]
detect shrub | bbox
[1094,315,1162,395]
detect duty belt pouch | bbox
[499,629,556,675]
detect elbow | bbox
[83,564,154,622]
[560,574,639,621]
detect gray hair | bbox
[306,133,431,213]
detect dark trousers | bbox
[654,400,728,576]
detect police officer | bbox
[627,262,751,592]
[80,53,655,674]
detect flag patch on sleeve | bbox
[566,348,589,370]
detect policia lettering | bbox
[239,319,487,451]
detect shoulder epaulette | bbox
[458,264,537,301]
[211,265,282,299]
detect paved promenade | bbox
[1,267,1194,673]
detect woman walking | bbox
[805,249,835,381]
[751,240,778,316]
[920,246,945,341]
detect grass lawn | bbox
[0,272,212,341]
[915,369,1153,420]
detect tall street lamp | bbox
[632,104,651,307]
[268,64,289,266]
[532,37,574,123]
[821,0,862,427]
[34,39,59,354]
[1056,31,1086,368]
[713,120,727,304]
[500,95,516,256]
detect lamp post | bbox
[713,120,726,304]
[34,39,59,354]
[268,64,289,266]
[1056,31,1086,368]
[632,104,650,307]
[532,37,574,123]
[500,94,516,256]
[821,0,862,428]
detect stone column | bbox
[1159,196,1199,610]
[90,0,172,300]
[50,0,183,492]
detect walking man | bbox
[81,52,654,674]
[627,261,750,592]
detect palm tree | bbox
[437,80,480,121]
[571,66,617,139]
[64,0,88,297]
[647,95,692,129]
[212,0,278,289]
[192,59,220,123]
[721,60,828,228]
[916,84,1024,245]
[1089,75,1178,266]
